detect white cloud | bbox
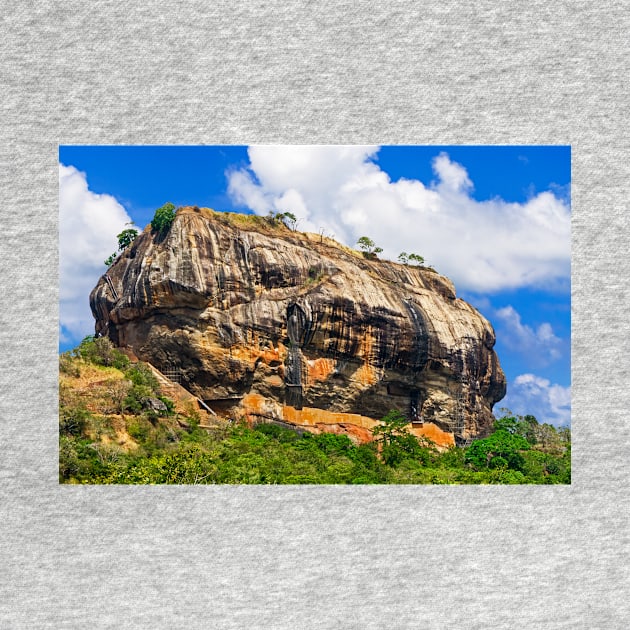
[227,147,570,293]
[494,305,563,364]
[433,152,473,192]
[500,373,571,427]
[59,163,135,347]
[226,168,270,215]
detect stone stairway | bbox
[144,363,219,423]
[117,348,220,428]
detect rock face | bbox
[90,207,506,447]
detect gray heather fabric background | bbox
[1,1,628,628]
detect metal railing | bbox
[161,367,182,384]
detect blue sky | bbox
[59,145,571,426]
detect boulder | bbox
[90,207,506,446]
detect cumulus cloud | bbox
[59,163,135,346]
[500,373,571,427]
[494,305,563,365]
[227,146,570,293]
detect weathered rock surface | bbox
[90,207,506,446]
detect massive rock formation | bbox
[90,207,506,447]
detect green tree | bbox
[465,429,530,471]
[116,227,138,250]
[357,236,383,259]
[398,252,425,266]
[105,225,138,267]
[371,409,425,466]
[151,202,176,237]
[408,253,425,266]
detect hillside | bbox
[59,337,570,484]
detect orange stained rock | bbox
[231,341,284,368]
[354,362,378,386]
[409,423,455,448]
[282,405,377,431]
[264,375,284,387]
[359,330,374,362]
[283,404,455,448]
[351,330,379,385]
[307,358,336,382]
[242,392,266,413]
[318,423,373,444]
[260,346,283,364]
[241,391,457,448]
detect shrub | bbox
[488,455,508,470]
[74,335,129,369]
[124,363,159,390]
[254,422,301,443]
[436,446,466,469]
[126,418,152,443]
[348,443,380,468]
[371,409,429,466]
[123,384,154,414]
[120,364,160,415]
[59,405,90,437]
[112,353,130,371]
[59,436,80,481]
[59,352,80,377]
[357,236,383,259]
[158,395,175,416]
[151,202,176,237]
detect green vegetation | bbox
[462,411,571,483]
[399,252,425,266]
[372,409,436,467]
[59,343,570,484]
[116,227,138,250]
[104,225,139,267]
[151,202,176,237]
[357,236,383,259]
[67,335,131,370]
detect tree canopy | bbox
[357,236,383,259]
[151,202,176,236]
[116,227,138,250]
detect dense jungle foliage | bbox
[59,337,571,485]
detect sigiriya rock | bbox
[90,207,506,447]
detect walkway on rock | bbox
[147,363,221,425]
